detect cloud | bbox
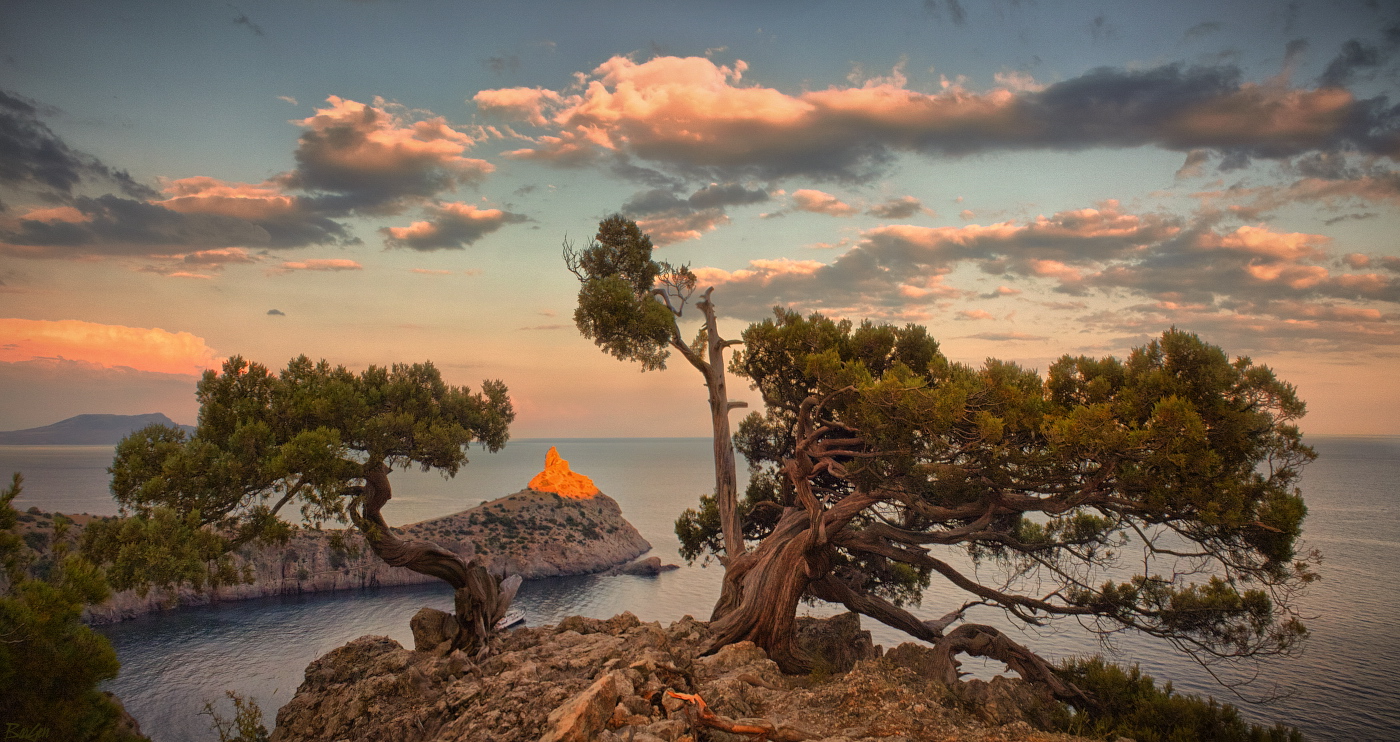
[1,173,362,260]
[517,324,569,330]
[1190,169,1400,219]
[1318,32,1399,88]
[1,195,275,258]
[380,201,527,250]
[965,331,1049,341]
[693,200,1400,349]
[1082,302,1400,352]
[267,309,285,315]
[474,55,1398,182]
[409,268,453,275]
[0,358,200,431]
[157,176,357,248]
[866,195,928,219]
[980,285,1021,299]
[792,189,857,217]
[0,89,156,203]
[278,95,298,105]
[1175,149,1210,179]
[696,201,1176,319]
[278,96,494,215]
[0,318,220,375]
[687,182,769,208]
[268,258,362,274]
[618,182,768,245]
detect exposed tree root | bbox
[929,623,1089,704]
[666,690,814,741]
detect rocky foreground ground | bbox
[271,611,1096,742]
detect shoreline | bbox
[9,487,651,624]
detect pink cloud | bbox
[269,259,362,275]
[380,202,527,250]
[474,56,1393,181]
[0,318,220,375]
[279,96,494,214]
[792,189,857,217]
[636,208,729,246]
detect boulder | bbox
[409,607,459,651]
[795,611,880,674]
[538,671,624,742]
[616,556,680,575]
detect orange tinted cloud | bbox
[0,318,219,375]
[280,97,494,214]
[380,202,526,250]
[792,189,857,217]
[476,56,1393,181]
[269,259,362,274]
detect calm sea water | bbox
[2,436,1396,742]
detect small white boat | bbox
[495,609,526,631]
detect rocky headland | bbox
[270,611,1092,742]
[64,447,656,623]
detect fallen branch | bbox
[665,690,813,741]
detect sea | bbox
[1,436,1396,742]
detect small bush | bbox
[1051,657,1305,742]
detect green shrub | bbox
[1052,657,1304,742]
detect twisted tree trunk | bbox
[704,509,826,672]
[349,462,521,657]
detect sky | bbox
[1,0,1398,438]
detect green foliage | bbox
[86,356,514,593]
[692,311,1315,668]
[566,213,697,371]
[81,506,244,595]
[1051,657,1304,742]
[0,474,146,741]
[202,691,269,742]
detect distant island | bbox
[0,413,195,445]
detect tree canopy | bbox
[567,215,749,565]
[680,309,1316,689]
[1,475,146,741]
[84,355,521,654]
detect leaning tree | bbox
[83,355,519,655]
[565,215,750,573]
[678,310,1316,695]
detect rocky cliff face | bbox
[83,488,651,624]
[270,612,1091,742]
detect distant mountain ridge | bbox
[0,413,195,445]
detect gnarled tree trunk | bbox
[928,623,1088,703]
[350,462,521,657]
[704,509,826,672]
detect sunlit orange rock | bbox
[527,446,600,499]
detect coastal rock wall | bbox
[83,488,651,624]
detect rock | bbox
[80,484,650,624]
[883,642,942,679]
[271,615,1103,742]
[410,607,459,651]
[795,612,880,674]
[955,675,1060,729]
[539,671,623,742]
[617,555,680,575]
